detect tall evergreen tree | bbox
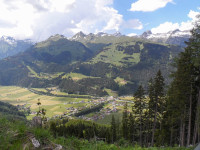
[134,85,145,146]
[149,70,165,146]
[111,115,117,143]
[165,16,200,146]
[122,102,129,140]
[128,112,135,143]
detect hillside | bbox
[0,34,183,96]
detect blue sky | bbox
[114,0,200,35]
[0,0,199,41]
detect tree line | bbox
[48,70,166,146]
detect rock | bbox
[54,144,62,150]
[31,137,40,148]
[32,116,42,127]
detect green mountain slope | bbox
[0,35,183,96]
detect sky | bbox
[0,0,199,41]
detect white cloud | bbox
[127,33,137,37]
[130,0,173,12]
[0,0,141,41]
[151,10,200,34]
[151,22,179,33]
[123,19,143,30]
[188,10,200,21]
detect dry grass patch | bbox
[50,106,60,111]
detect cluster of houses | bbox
[20,94,134,122]
[76,97,127,121]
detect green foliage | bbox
[122,103,129,140]
[74,103,105,117]
[32,127,52,144]
[163,17,200,146]
[0,116,27,149]
[111,115,117,143]
[0,101,26,119]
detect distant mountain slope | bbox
[0,34,184,96]
[71,41,183,95]
[32,34,93,66]
[0,34,94,85]
[0,36,32,59]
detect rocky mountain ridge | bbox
[139,29,191,47]
[0,36,33,59]
[70,29,190,47]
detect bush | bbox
[32,127,52,144]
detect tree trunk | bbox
[187,84,193,146]
[170,125,173,146]
[179,113,186,147]
[151,100,158,146]
[193,88,200,145]
[140,110,142,146]
[180,119,183,146]
[182,121,185,146]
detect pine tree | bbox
[122,102,128,140]
[111,115,117,143]
[134,85,145,146]
[149,70,165,146]
[128,112,135,143]
[165,16,200,146]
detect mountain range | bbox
[0,30,189,96]
[71,29,190,47]
[140,29,191,47]
[0,36,32,59]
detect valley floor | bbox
[0,86,134,123]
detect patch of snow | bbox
[1,36,17,45]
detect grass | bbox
[89,41,141,67]
[0,115,193,150]
[114,77,127,86]
[104,88,118,97]
[27,65,64,79]
[0,86,90,119]
[0,86,142,124]
[53,136,194,150]
[62,72,99,81]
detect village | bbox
[16,94,135,122]
[48,96,134,122]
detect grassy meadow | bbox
[0,86,91,119]
[0,85,136,123]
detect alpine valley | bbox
[0,30,190,96]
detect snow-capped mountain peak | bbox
[0,36,17,45]
[140,29,191,47]
[112,31,122,37]
[71,31,86,40]
[70,31,123,41]
[96,32,108,37]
